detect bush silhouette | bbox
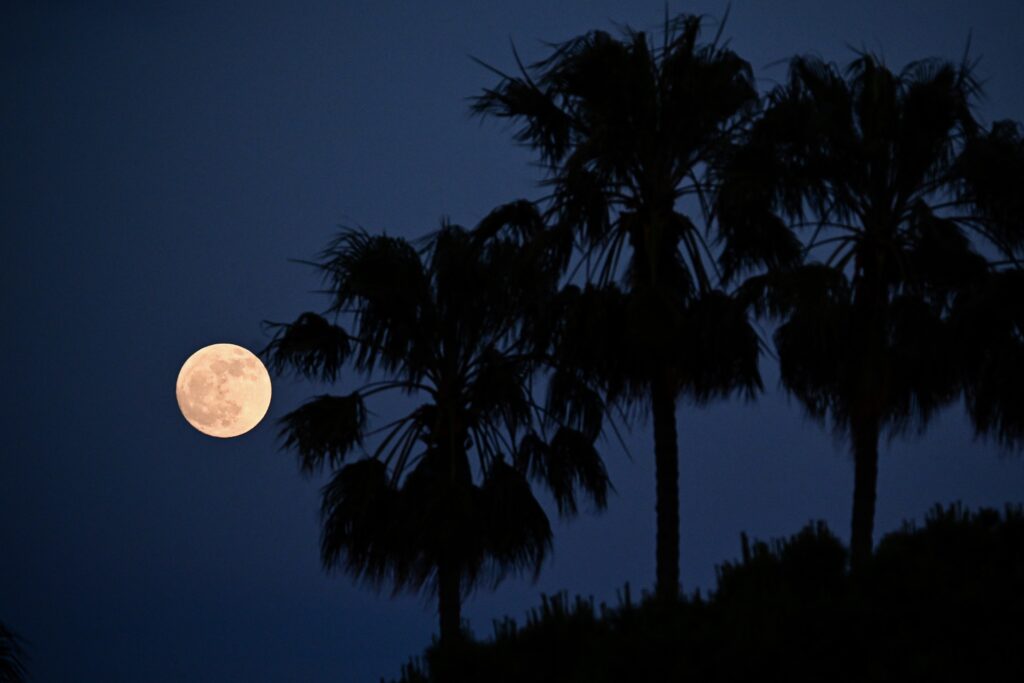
[391,504,1024,682]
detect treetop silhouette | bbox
[262,207,611,646]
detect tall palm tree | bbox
[473,14,774,599]
[0,622,27,683]
[718,54,1024,567]
[262,206,609,647]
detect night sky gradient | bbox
[3,1,1023,681]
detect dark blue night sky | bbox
[3,1,1023,680]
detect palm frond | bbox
[713,118,806,282]
[901,203,988,301]
[261,312,351,382]
[953,269,1024,446]
[465,347,533,434]
[516,427,610,517]
[473,200,545,244]
[544,369,604,441]
[393,448,486,594]
[676,289,763,402]
[957,120,1024,256]
[884,295,960,433]
[547,283,637,401]
[774,295,850,423]
[279,393,367,474]
[319,228,432,376]
[320,458,403,590]
[470,61,573,164]
[480,461,553,583]
[737,264,852,319]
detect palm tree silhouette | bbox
[0,622,27,683]
[473,14,770,599]
[718,54,1024,567]
[263,208,610,646]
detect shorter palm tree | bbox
[263,206,610,646]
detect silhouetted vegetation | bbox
[0,622,27,683]
[260,9,1024,675]
[954,266,1024,447]
[719,52,1024,566]
[392,504,1024,682]
[262,213,610,647]
[475,12,771,603]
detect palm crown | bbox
[263,210,610,645]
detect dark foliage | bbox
[392,504,1024,682]
[719,52,1024,563]
[263,208,611,645]
[953,268,1024,446]
[0,623,27,683]
[475,12,769,600]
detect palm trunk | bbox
[652,375,680,600]
[849,413,880,570]
[437,559,461,647]
[850,241,883,571]
[436,407,467,650]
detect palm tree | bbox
[473,14,774,599]
[262,206,610,647]
[0,622,27,683]
[718,54,1024,567]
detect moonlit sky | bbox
[2,1,1023,681]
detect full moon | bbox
[176,343,272,438]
